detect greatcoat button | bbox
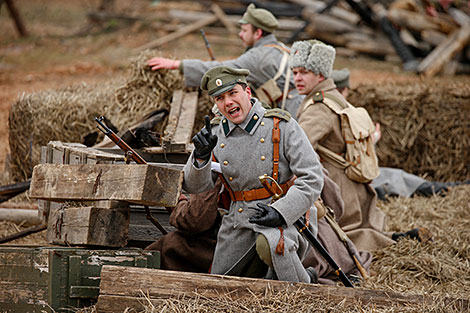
[261,156,266,161]
[223,161,228,165]
[253,115,258,120]
[220,143,225,148]
[261,122,265,126]
[238,208,243,213]
[260,138,265,143]
[229,177,233,181]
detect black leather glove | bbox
[249,203,286,227]
[192,115,218,160]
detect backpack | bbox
[313,91,379,183]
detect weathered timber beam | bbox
[29,164,183,206]
[96,266,470,312]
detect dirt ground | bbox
[0,0,434,181]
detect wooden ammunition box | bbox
[0,246,160,312]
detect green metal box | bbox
[0,246,160,312]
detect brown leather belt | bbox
[229,179,294,202]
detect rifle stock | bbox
[95,116,147,164]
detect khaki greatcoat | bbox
[296,78,395,251]
[184,99,324,283]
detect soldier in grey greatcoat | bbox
[147,3,303,114]
[183,65,324,283]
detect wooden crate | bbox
[0,246,160,312]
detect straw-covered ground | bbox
[4,185,470,312]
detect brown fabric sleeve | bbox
[169,179,222,233]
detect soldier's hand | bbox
[249,203,285,228]
[147,57,180,71]
[192,115,218,160]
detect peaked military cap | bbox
[200,66,250,97]
[238,3,279,33]
[331,68,350,89]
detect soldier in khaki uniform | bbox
[183,65,324,283]
[147,4,303,114]
[289,40,396,251]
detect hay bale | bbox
[7,51,187,182]
[8,81,121,181]
[349,81,470,181]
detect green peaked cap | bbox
[238,3,279,33]
[200,66,250,96]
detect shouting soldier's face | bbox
[214,84,252,125]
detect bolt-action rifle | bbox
[200,29,216,61]
[94,116,168,235]
[259,174,354,288]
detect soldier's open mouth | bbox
[228,107,240,116]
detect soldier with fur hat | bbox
[147,3,304,114]
[290,40,397,251]
[183,65,324,283]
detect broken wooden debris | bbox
[29,163,183,207]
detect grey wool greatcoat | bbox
[183,99,324,283]
[181,34,304,114]
[296,78,395,251]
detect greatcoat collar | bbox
[220,98,266,137]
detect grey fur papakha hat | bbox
[200,66,250,97]
[331,68,350,89]
[238,3,279,33]
[289,40,336,78]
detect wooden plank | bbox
[417,23,470,77]
[96,266,470,312]
[162,90,184,147]
[47,204,129,247]
[29,164,183,206]
[211,3,237,35]
[136,15,218,51]
[172,91,198,151]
